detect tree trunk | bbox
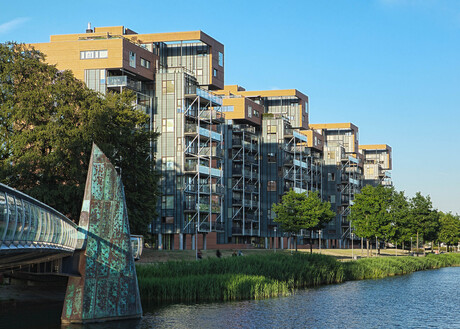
[295,236,298,252]
[361,237,364,256]
[310,230,313,254]
[416,231,419,256]
[395,241,398,256]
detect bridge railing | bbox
[0,183,78,252]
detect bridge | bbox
[0,183,78,272]
[0,144,143,324]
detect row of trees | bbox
[349,185,460,254]
[272,185,460,254]
[0,43,160,234]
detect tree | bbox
[387,190,410,253]
[272,190,335,252]
[349,185,393,256]
[0,42,159,234]
[408,192,440,253]
[438,213,460,252]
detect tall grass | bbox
[136,252,460,304]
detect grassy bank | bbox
[136,253,460,304]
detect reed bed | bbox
[136,252,460,304]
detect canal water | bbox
[1,266,459,329]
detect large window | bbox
[80,50,108,59]
[129,51,136,68]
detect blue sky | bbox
[1,0,459,214]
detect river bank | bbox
[136,252,460,304]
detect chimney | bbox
[86,22,93,33]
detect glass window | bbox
[213,69,217,77]
[140,58,150,68]
[218,52,224,66]
[129,51,136,68]
[80,50,108,60]
[267,181,277,191]
[162,80,175,94]
[163,196,174,209]
[248,106,252,118]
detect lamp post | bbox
[274,227,277,253]
[319,230,322,253]
[411,237,413,255]
[195,222,198,260]
[351,232,354,260]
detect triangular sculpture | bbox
[61,144,142,323]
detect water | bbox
[2,267,459,329]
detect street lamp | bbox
[351,231,354,259]
[319,230,322,253]
[195,222,198,260]
[274,227,277,253]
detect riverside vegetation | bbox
[136,252,460,304]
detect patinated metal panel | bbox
[61,144,142,323]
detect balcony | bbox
[107,76,142,92]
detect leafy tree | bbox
[349,185,393,256]
[0,42,159,234]
[438,213,460,252]
[408,192,440,253]
[387,190,410,252]
[272,190,335,252]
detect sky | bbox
[1,0,459,214]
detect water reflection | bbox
[143,267,460,329]
[1,267,459,329]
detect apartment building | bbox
[309,123,363,248]
[30,25,392,250]
[359,145,392,187]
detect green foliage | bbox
[438,212,460,247]
[408,192,440,242]
[0,42,159,234]
[136,253,460,304]
[387,190,411,244]
[272,190,335,237]
[349,185,394,240]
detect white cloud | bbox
[0,17,29,34]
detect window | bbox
[162,196,174,209]
[248,106,252,118]
[162,80,175,94]
[213,69,217,77]
[129,51,136,68]
[164,157,175,170]
[196,68,203,76]
[268,125,277,134]
[254,109,259,117]
[140,58,150,68]
[267,181,277,192]
[218,52,224,66]
[80,50,108,59]
[329,195,336,203]
[328,173,335,181]
[162,119,174,132]
[267,153,276,163]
